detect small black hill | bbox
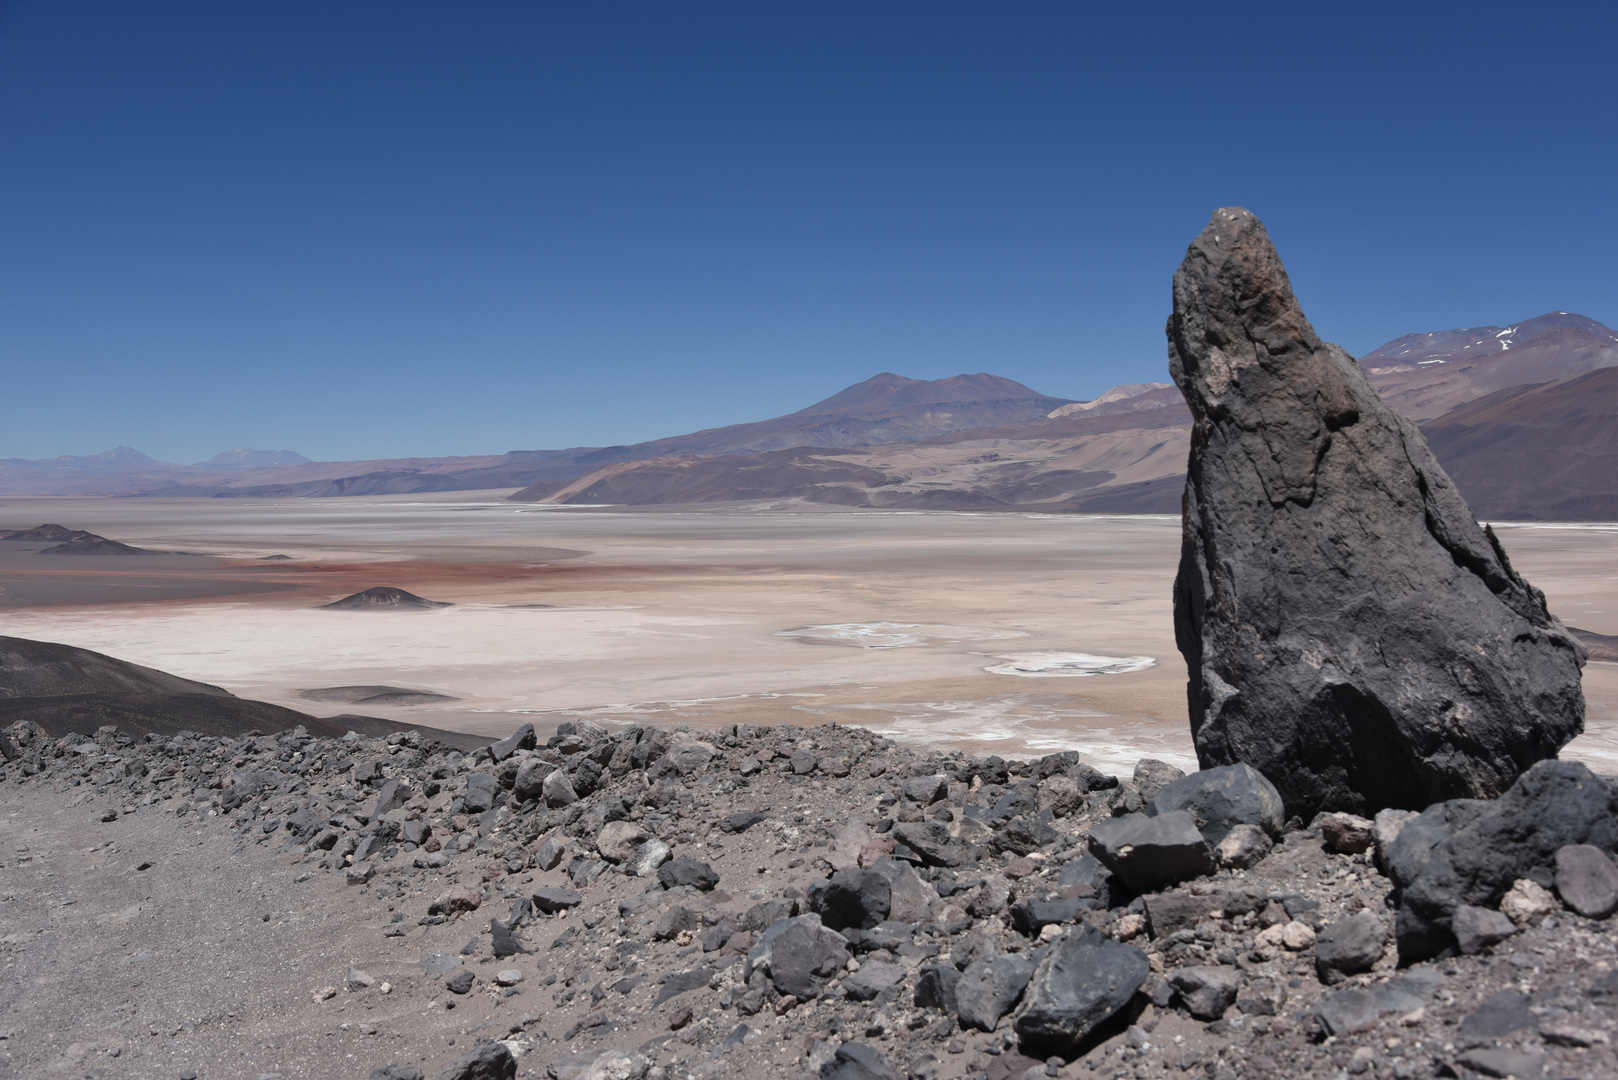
[320,587,452,611]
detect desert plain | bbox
[1,493,1614,771]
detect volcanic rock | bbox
[1145,762,1283,845]
[1168,207,1586,817]
[746,915,851,999]
[321,587,453,611]
[955,953,1034,1032]
[1313,910,1387,984]
[1554,844,1618,919]
[807,869,891,931]
[1013,925,1150,1056]
[1167,965,1239,1020]
[1088,809,1214,893]
[1452,904,1518,955]
[1388,760,1618,960]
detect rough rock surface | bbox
[1168,206,1586,817]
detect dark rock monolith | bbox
[1169,206,1586,817]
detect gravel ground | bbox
[2,719,1615,1080]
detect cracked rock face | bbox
[1168,207,1586,818]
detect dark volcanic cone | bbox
[320,587,452,611]
[1168,207,1585,818]
[296,685,460,705]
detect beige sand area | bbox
[0,493,1614,773]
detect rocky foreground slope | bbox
[3,717,1616,1080]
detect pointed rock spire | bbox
[1169,207,1585,817]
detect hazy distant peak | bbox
[1047,382,1173,418]
[200,449,312,467]
[1360,311,1618,367]
[78,446,162,466]
[795,372,1066,417]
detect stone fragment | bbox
[1009,896,1086,938]
[1281,921,1316,951]
[534,836,565,871]
[1455,1049,1545,1079]
[1168,207,1585,819]
[421,952,462,976]
[820,1042,899,1080]
[625,839,672,878]
[1372,808,1417,871]
[511,759,551,802]
[1013,925,1150,1056]
[1500,879,1559,925]
[1459,990,1535,1038]
[488,724,536,762]
[1539,1020,1609,1047]
[746,915,851,1000]
[531,887,582,912]
[891,820,981,868]
[1167,965,1238,1020]
[902,775,949,803]
[914,963,962,1014]
[742,898,799,932]
[346,860,375,886]
[1389,760,1616,959]
[1143,893,1219,939]
[1087,810,1214,893]
[430,886,482,916]
[494,968,524,986]
[372,1066,424,1080]
[790,749,817,775]
[432,1040,516,1080]
[808,869,892,931]
[719,811,766,833]
[1312,969,1440,1037]
[1146,763,1283,845]
[653,967,713,1005]
[842,960,904,1001]
[1451,904,1517,955]
[445,969,475,995]
[1036,775,1084,819]
[594,821,649,863]
[1319,812,1376,855]
[1131,759,1185,803]
[578,1051,650,1080]
[1214,823,1273,869]
[541,770,578,808]
[867,858,938,924]
[348,965,377,991]
[462,773,498,814]
[955,953,1034,1032]
[1313,911,1386,984]
[1554,843,1618,918]
[658,857,718,892]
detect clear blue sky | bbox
[4,2,1615,463]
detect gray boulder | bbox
[1312,968,1440,1038]
[1313,910,1386,984]
[892,819,983,868]
[1168,206,1585,819]
[1389,760,1618,960]
[432,1040,516,1080]
[658,857,719,892]
[955,953,1034,1032]
[914,963,962,1014]
[1555,844,1618,919]
[1013,925,1151,1056]
[1146,763,1284,845]
[902,774,950,803]
[531,887,582,913]
[746,914,851,1000]
[625,839,672,878]
[462,772,498,814]
[819,1043,898,1080]
[541,769,578,808]
[1131,759,1185,803]
[842,960,904,1001]
[511,759,550,802]
[1452,904,1517,955]
[807,869,891,931]
[1167,965,1238,1020]
[1088,810,1214,893]
[488,723,536,762]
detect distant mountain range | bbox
[4,314,1617,519]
